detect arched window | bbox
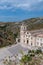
[27,32,28,34]
[27,40,28,44]
[18,39,20,42]
[24,27,25,29]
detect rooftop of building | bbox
[25,29,43,38]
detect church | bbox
[16,24,43,48]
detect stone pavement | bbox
[0,43,28,65]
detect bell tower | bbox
[20,24,27,44]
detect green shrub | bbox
[35,49,42,54]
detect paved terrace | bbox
[8,44,28,56]
[0,43,28,65]
[0,44,43,65]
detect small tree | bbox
[20,55,32,65]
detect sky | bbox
[0,0,43,22]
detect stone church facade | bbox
[16,24,43,48]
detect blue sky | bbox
[0,0,43,22]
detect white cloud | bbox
[0,5,13,9]
[0,0,43,11]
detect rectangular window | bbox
[31,43,32,46]
[40,39,42,41]
[31,37,32,39]
[37,42,39,45]
[41,43,43,46]
[24,40,25,42]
